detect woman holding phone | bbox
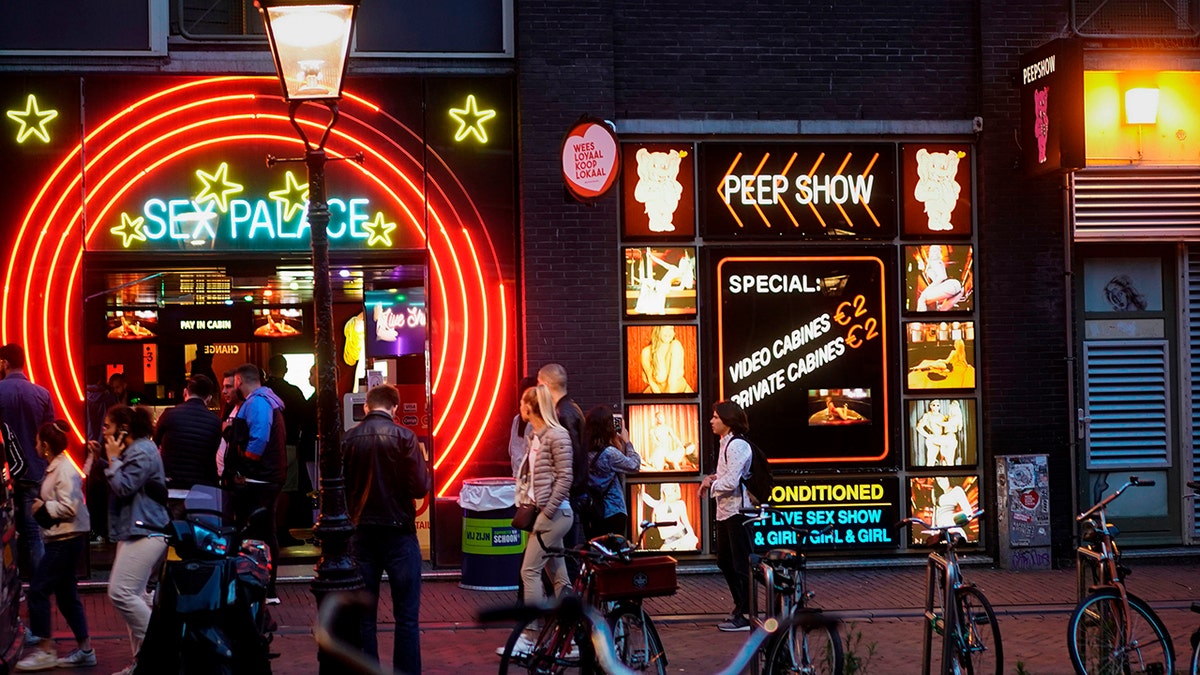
[87,404,169,675]
[581,405,641,539]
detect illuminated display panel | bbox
[903,244,974,313]
[629,481,702,552]
[714,253,893,466]
[0,74,516,498]
[698,142,897,240]
[364,288,427,358]
[620,142,696,239]
[906,398,977,468]
[746,476,900,551]
[627,403,699,474]
[252,307,306,341]
[905,320,977,391]
[900,144,973,238]
[806,388,871,426]
[624,324,698,397]
[104,309,157,341]
[623,246,697,317]
[908,475,981,545]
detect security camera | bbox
[972,116,984,133]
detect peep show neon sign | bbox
[93,165,402,253]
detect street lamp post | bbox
[255,1,363,670]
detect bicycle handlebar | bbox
[534,520,678,562]
[1076,477,1151,522]
[896,509,984,533]
[739,504,834,544]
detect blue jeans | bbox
[350,526,421,675]
[16,482,44,575]
[28,534,88,641]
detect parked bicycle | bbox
[1067,475,1173,675]
[497,521,678,674]
[898,510,1002,675]
[741,504,843,674]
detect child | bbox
[15,420,95,671]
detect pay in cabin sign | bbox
[715,253,895,467]
[746,477,901,551]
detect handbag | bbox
[511,503,538,532]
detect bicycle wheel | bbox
[763,610,843,675]
[499,613,597,675]
[608,603,667,674]
[1190,632,1199,675]
[950,586,1002,675]
[1067,589,1174,675]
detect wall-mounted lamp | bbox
[1124,86,1160,125]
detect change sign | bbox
[747,476,901,551]
[715,253,894,466]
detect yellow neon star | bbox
[194,162,244,213]
[6,94,58,144]
[448,95,496,143]
[363,212,397,247]
[268,171,309,222]
[110,213,147,248]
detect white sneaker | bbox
[496,633,537,658]
[57,648,98,668]
[15,650,57,671]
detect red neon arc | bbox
[1,76,510,497]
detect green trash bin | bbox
[457,477,526,591]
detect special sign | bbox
[746,476,901,551]
[716,254,892,465]
[700,143,897,239]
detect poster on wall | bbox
[908,475,981,545]
[621,143,696,239]
[698,142,897,240]
[900,144,973,237]
[714,253,893,465]
[627,403,700,473]
[252,307,304,339]
[907,398,977,467]
[744,476,901,551]
[623,246,697,316]
[630,482,702,552]
[904,245,974,313]
[905,320,976,391]
[625,324,698,396]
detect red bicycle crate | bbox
[592,555,678,602]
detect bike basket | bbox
[592,555,677,602]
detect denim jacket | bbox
[104,437,170,540]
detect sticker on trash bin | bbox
[463,518,526,555]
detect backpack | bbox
[577,449,615,525]
[735,434,773,506]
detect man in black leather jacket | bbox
[342,384,431,675]
[154,375,221,518]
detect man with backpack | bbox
[699,399,754,632]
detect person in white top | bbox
[699,400,753,632]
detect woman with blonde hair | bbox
[511,384,574,654]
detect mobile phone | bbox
[612,413,624,431]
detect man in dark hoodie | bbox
[231,363,287,603]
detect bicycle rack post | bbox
[923,555,936,675]
[747,560,775,675]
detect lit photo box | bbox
[620,143,696,239]
[623,246,697,317]
[908,475,981,545]
[629,481,702,552]
[907,398,978,468]
[905,320,976,391]
[625,324,698,396]
[904,245,974,314]
[627,403,700,473]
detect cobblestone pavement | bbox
[33,559,1200,674]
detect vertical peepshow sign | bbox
[1020,38,1085,176]
[715,254,892,466]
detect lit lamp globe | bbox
[256,0,360,102]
